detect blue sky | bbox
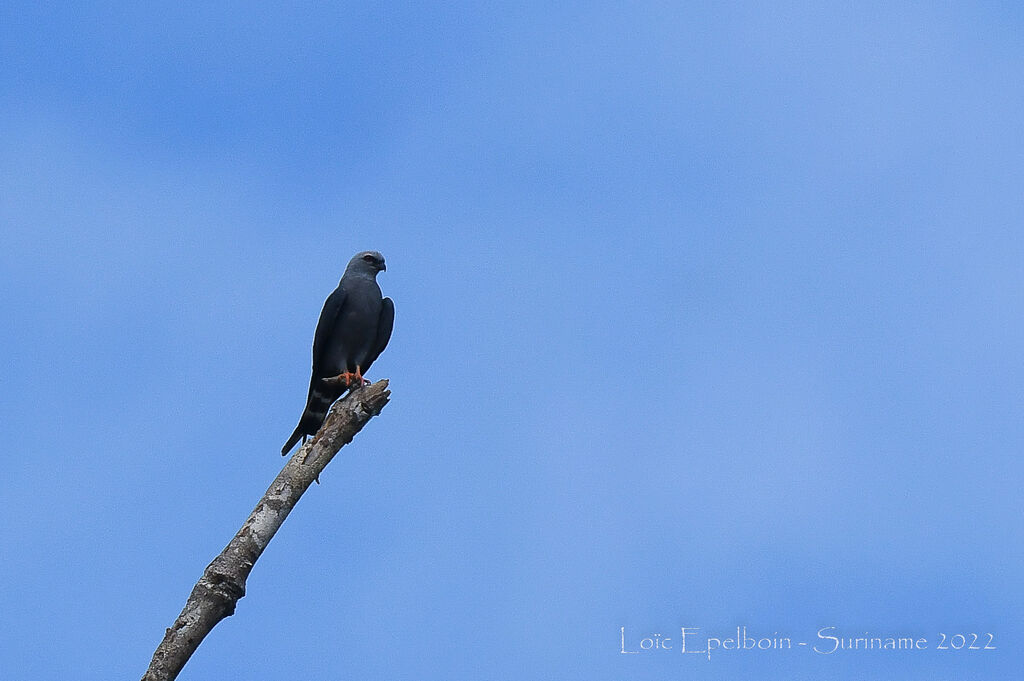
[1,2,1021,679]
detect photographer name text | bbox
[619,626,997,661]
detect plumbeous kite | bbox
[282,250,394,455]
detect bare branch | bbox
[141,379,391,681]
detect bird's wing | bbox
[310,283,347,378]
[363,296,395,372]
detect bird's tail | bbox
[281,423,307,456]
[281,384,339,455]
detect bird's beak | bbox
[380,262,387,271]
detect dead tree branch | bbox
[141,379,391,681]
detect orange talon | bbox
[320,370,366,389]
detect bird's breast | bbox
[323,280,383,371]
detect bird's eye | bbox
[363,254,375,262]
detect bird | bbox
[282,250,394,455]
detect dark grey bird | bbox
[282,250,394,455]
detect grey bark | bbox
[141,379,391,681]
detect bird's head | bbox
[347,250,387,276]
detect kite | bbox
[282,250,394,455]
